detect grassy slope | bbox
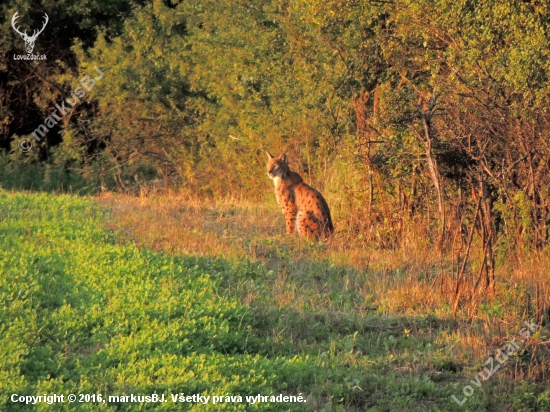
[1,190,549,411]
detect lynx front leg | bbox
[284,209,297,235]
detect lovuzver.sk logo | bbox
[11,10,48,60]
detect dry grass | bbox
[97,191,550,382]
[97,192,444,310]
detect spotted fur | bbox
[266,152,334,239]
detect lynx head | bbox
[266,152,290,181]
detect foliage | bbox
[60,0,550,252]
[1,0,148,153]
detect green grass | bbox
[0,191,311,411]
[1,191,548,411]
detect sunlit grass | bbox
[98,191,550,408]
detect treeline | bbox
[2,1,550,258]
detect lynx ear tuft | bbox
[266,151,274,160]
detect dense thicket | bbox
[0,0,149,191]
[3,1,550,263]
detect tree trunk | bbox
[421,93,445,250]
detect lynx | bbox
[266,152,334,239]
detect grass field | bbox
[1,190,550,411]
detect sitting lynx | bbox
[266,152,334,239]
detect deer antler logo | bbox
[11,11,49,54]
